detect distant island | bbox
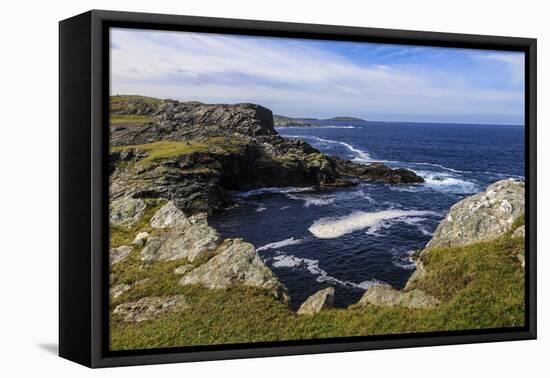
[274,114,366,127]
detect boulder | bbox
[297,287,335,315]
[358,284,439,309]
[113,295,189,323]
[512,225,525,238]
[109,245,133,266]
[110,279,150,299]
[132,231,150,247]
[179,239,290,304]
[427,179,524,249]
[174,264,194,275]
[140,221,220,263]
[150,201,190,229]
[109,196,146,229]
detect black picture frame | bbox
[59,9,537,368]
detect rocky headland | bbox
[110,95,423,215]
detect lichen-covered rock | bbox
[427,179,524,249]
[109,245,133,266]
[110,279,150,299]
[297,287,335,315]
[512,225,525,238]
[110,283,132,299]
[113,295,189,322]
[150,201,190,229]
[174,264,194,275]
[109,197,147,229]
[140,222,220,263]
[358,284,439,309]
[179,239,290,304]
[132,231,150,247]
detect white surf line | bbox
[308,209,439,239]
[271,253,385,290]
[257,237,304,252]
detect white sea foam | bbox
[287,135,374,162]
[237,186,314,198]
[392,250,418,270]
[308,209,438,239]
[416,171,479,194]
[286,193,336,207]
[271,254,385,289]
[256,206,267,212]
[277,125,355,129]
[257,237,303,252]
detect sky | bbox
[110,28,525,125]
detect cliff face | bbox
[109,96,423,215]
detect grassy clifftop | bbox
[110,213,525,350]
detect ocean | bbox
[209,120,525,309]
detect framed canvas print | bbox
[59,10,536,368]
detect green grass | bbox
[111,141,210,164]
[111,137,250,166]
[110,114,153,125]
[109,217,525,350]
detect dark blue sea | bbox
[210,121,525,309]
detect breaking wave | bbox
[308,209,438,239]
[257,237,303,252]
[237,186,314,198]
[271,254,384,290]
[416,171,479,194]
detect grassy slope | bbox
[110,213,525,350]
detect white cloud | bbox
[110,28,524,124]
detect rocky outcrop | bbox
[426,179,524,249]
[297,287,335,315]
[109,245,133,266]
[141,203,220,263]
[110,100,276,147]
[113,295,189,322]
[358,284,440,309]
[109,197,146,229]
[109,96,423,215]
[179,239,290,304]
[334,160,424,184]
[513,225,525,238]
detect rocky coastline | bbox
[109,96,525,348]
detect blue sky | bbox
[111,28,525,125]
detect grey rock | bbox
[109,245,133,266]
[358,284,440,309]
[110,278,150,299]
[174,264,194,275]
[297,287,335,315]
[132,231,150,247]
[140,221,220,263]
[113,295,189,323]
[427,179,525,249]
[179,239,289,304]
[110,283,132,299]
[512,225,525,238]
[150,201,190,229]
[109,197,147,229]
[517,254,525,268]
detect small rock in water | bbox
[297,287,335,315]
